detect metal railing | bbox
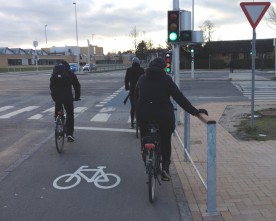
[175,111,217,215]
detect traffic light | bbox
[180,30,192,42]
[168,11,180,43]
[165,52,172,73]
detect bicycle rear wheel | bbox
[55,116,64,153]
[148,161,156,203]
[135,122,139,138]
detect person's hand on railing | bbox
[198,108,208,116]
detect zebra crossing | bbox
[0,86,131,123]
[233,81,276,101]
[0,104,132,123]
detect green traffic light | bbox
[166,67,171,73]
[169,32,178,41]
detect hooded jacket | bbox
[135,66,199,132]
[124,62,144,96]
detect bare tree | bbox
[200,20,216,42]
[267,6,276,29]
[129,26,139,51]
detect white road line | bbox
[75,126,135,133]
[100,107,116,113]
[74,107,88,113]
[90,113,111,122]
[28,114,43,120]
[42,107,54,113]
[0,106,14,112]
[0,106,40,119]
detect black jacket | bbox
[135,67,199,132]
[50,69,81,103]
[124,63,144,96]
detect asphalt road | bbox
[0,69,271,221]
[0,71,184,221]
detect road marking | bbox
[53,166,121,190]
[100,107,116,113]
[42,107,54,113]
[0,106,14,112]
[28,114,43,120]
[90,113,111,122]
[0,106,39,119]
[75,126,135,133]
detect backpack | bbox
[51,64,71,87]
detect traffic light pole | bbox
[173,0,180,125]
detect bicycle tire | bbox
[148,162,156,203]
[135,122,139,138]
[55,116,64,153]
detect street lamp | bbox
[45,25,48,44]
[73,2,79,71]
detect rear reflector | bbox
[145,143,155,149]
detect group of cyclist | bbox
[125,57,208,181]
[50,57,208,182]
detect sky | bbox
[0,0,276,54]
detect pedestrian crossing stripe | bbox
[0,106,40,119]
[90,113,111,122]
[0,106,14,112]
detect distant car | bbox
[82,64,97,72]
[69,63,80,72]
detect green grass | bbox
[237,109,276,141]
[0,66,53,73]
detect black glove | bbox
[198,108,208,116]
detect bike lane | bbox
[0,128,184,221]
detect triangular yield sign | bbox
[240,2,271,29]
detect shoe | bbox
[161,170,171,181]
[67,135,75,142]
[129,123,134,129]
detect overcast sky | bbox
[1,0,275,54]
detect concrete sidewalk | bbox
[172,101,276,221]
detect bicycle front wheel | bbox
[55,116,64,153]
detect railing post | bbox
[206,121,217,215]
[184,111,190,161]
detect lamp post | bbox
[45,25,48,44]
[73,2,79,71]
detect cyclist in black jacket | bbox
[124,57,144,128]
[50,60,81,142]
[135,57,208,181]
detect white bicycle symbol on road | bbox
[53,166,121,190]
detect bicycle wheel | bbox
[55,116,64,153]
[148,161,156,203]
[135,122,139,138]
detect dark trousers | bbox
[140,124,172,168]
[55,102,74,136]
[129,95,135,124]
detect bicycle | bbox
[141,122,162,203]
[55,106,66,153]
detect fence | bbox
[175,111,217,215]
